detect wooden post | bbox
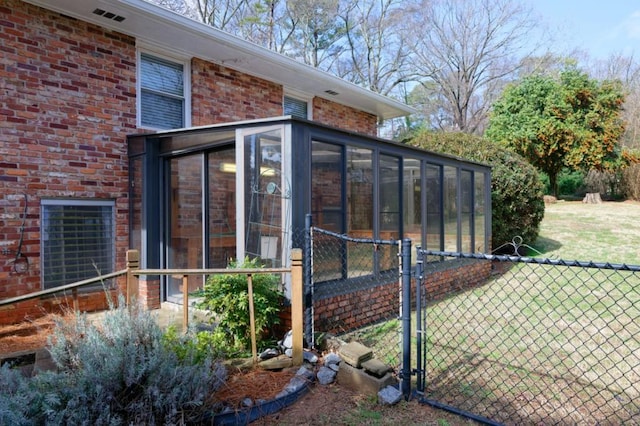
[290,249,303,366]
[247,274,258,364]
[182,275,189,332]
[126,250,140,308]
[72,287,79,312]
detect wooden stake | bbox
[247,274,258,364]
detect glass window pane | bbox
[167,154,203,302]
[461,170,473,253]
[404,158,421,263]
[475,172,487,253]
[244,129,284,267]
[443,166,458,252]
[379,154,401,240]
[41,201,114,289]
[141,53,184,96]
[284,96,308,119]
[140,53,185,129]
[426,164,442,251]
[208,147,237,268]
[312,141,343,232]
[347,146,373,277]
[141,91,184,129]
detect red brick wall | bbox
[191,58,283,125]
[313,260,492,335]
[0,0,136,324]
[313,97,378,137]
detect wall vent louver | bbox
[92,8,126,22]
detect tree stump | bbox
[582,192,602,204]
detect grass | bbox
[532,200,640,264]
[420,201,640,424]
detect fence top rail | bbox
[419,249,640,272]
[311,226,398,246]
[133,267,291,276]
[0,269,128,307]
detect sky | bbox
[528,0,640,60]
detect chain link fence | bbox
[416,250,640,424]
[308,226,403,372]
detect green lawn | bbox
[533,200,640,265]
[421,201,640,423]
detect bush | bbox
[0,297,226,425]
[408,131,545,250]
[196,257,283,354]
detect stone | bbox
[378,385,403,405]
[281,330,293,349]
[361,358,391,378]
[303,350,318,364]
[339,341,373,368]
[259,347,280,360]
[317,366,337,385]
[276,367,314,398]
[336,359,397,396]
[324,352,342,366]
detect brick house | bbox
[0,0,491,326]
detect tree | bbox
[337,0,417,96]
[486,66,626,197]
[286,0,345,69]
[409,0,547,134]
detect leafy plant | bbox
[196,257,284,353]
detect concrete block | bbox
[361,358,391,377]
[336,360,397,396]
[339,341,373,368]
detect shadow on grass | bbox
[531,235,562,256]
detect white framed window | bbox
[41,199,115,289]
[138,51,190,130]
[283,92,312,119]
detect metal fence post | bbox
[415,246,424,394]
[401,238,412,399]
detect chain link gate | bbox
[415,247,640,424]
[305,217,414,396]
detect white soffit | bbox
[22,0,415,120]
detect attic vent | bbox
[92,8,126,22]
[324,89,339,96]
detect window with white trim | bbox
[139,52,187,129]
[41,200,115,289]
[283,95,310,119]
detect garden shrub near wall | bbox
[0,297,226,425]
[409,131,545,250]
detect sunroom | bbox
[127,116,491,302]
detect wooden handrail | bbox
[0,269,128,307]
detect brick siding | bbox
[0,0,136,324]
[313,260,493,335]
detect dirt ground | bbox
[0,317,476,425]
